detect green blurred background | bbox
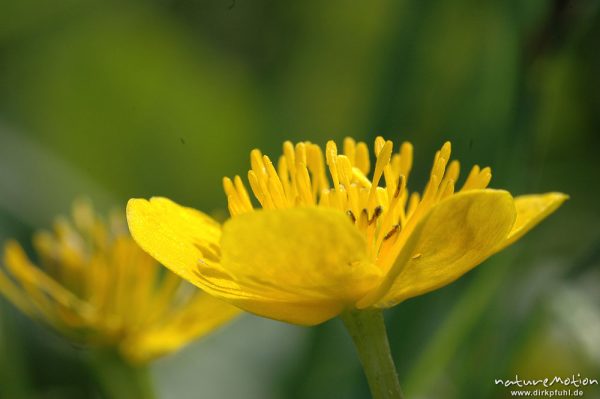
[1,0,599,398]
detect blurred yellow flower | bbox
[0,199,240,364]
[127,137,567,326]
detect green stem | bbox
[89,349,155,399]
[341,309,404,399]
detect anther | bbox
[357,208,369,230]
[383,224,400,240]
[369,206,383,225]
[394,175,405,199]
[360,208,369,222]
[346,210,356,223]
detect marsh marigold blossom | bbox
[127,137,567,326]
[0,199,240,363]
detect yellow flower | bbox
[0,199,240,364]
[127,137,567,326]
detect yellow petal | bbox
[0,267,35,316]
[221,207,378,299]
[495,192,568,252]
[360,189,516,308]
[126,197,222,285]
[121,293,241,364]
[217,207,382,324]
[191,261,350,325]
[126,198,353,325]
[3,241,92,325]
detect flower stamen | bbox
[224,137,499,272]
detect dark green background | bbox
[0,0,599,398]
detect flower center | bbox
[222,137,493,270]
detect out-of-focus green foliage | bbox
[0,0,599,398]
